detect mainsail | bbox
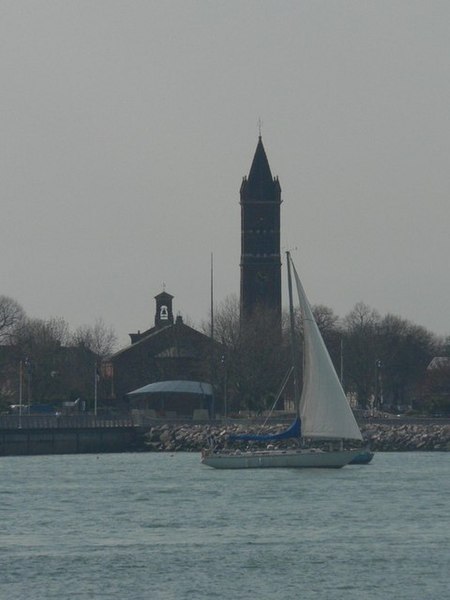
[291,259,363,441]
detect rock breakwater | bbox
[142,421,450,452]
[362,423,450,451]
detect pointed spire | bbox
[248,137,273,187]
[241,136,281,203]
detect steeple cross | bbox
[257,117,263,138]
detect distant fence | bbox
[1,411,447,431]
[0,414,134,430]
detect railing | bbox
[0,414,134,429]
[3,411,446,431]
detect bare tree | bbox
[0,295,25,343]
[312,304,339,336]
[13,316,71,349]
[377,314,439,410]
[208,296,288,413]
[311,303,342,366]
[12,316,74,403]
[343,301,380,331]
[341,303,439,410]
[72,318,118,359]
[342,302,381,407]
[211,294,240,348]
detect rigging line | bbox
[287,251,302,418]
[260,366,294,431]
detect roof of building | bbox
[154,291,174,300]
[110,318,220,361]
[127,380,213,396]
[427,356,450,370]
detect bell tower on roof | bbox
[240,136,282,330]
[154,291,174,328]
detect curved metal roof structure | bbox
[127,380,213,397]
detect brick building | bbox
[105,291,220,409]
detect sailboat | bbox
[201,252,365,469]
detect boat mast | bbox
[286,251,302,419]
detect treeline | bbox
[0,295,117,411]
[208,296,450,416]
[2,292,450,416]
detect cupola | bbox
[154,291,174,328]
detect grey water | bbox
[0,452,449,600]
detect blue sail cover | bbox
[229,417,301,442]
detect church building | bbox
[105,291,220,411]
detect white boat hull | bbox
[201,448,361,469]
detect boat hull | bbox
[349,450,374,465]
[201,448,361,469]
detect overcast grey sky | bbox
[1,1,449,346]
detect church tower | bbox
[240,136,282,329]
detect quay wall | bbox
[1,417,449,456]
[0,426,138,456]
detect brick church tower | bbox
[240,136,282,330]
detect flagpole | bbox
[210,252,214,340]
[210,252,215,418]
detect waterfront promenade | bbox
[1,413,449,455]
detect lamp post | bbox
[18,360,23,428]
[24,357,32,413]
[221,354,228,420]
[94,362,99,417]
[375,359,382,412]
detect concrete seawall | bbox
[1,418,449,456]
[0,426,139,456]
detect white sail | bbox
[291,261,363,441]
